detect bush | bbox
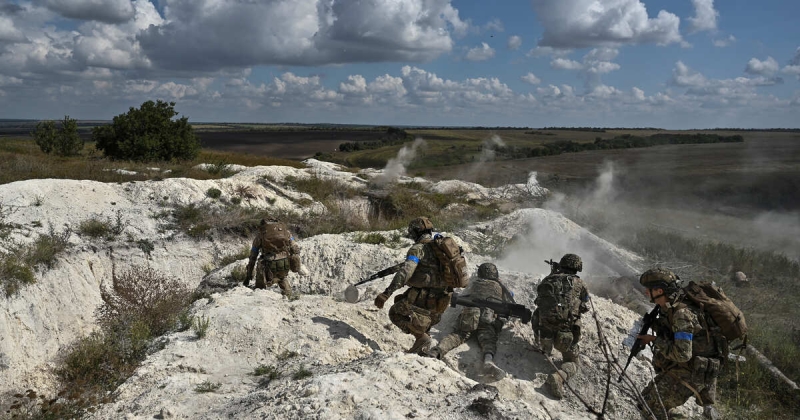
[206,188,222,199]
[24,224,72,270]
[192,315,210,339]
[0,253,35,297]
[32,116,84,157]
[292,365,313,380]
[92,100,200,162]
[193,381,221,393]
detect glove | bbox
[374,293,390,309]
[299,265,310,277]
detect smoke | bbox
[751,211,800,256]
[479,134,505,162]
[374,137,427,185]
[525,171,547,197]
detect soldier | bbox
[245,218,302,297]
[637,268,724,420]
[532,253,589,399]
[426,262,514,381]
[374,217,455,355]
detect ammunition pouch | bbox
[690,356,721,385]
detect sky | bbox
[0,0,799,128]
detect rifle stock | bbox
[544,259,560,274]
[618,305,661,382]
[451,292,533,324]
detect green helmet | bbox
[559,253,582,273]
[477,263,499,280]
[407,216,434,239]
[639,268,678,289]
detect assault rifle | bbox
[344,262,404,303]
[544,259,561,274]
[450,291,533,324]
[618,305,661,382]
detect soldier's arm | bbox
[289,238,301,255]
[653,307,697,364]
[382,244,421,296]
[245,237,260,277]
[578,280,590,313]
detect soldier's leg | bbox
[476,320,500,358]
[254,260,267,289]
[639,372,696,420]
[563,323,582,363]
[276,271,293,297]
[535,327,555,356]
[432,331,470,358]
[388,298,433,353]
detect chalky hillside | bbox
[2,159,713,419]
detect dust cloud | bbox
[374,137,427,185]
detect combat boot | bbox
[406,333,432,355]
[546,370,566,399]
[483,353,506,381]
[424,346,443,359]
[540,338,554,356]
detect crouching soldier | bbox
[245,218,302,297]
[532,253,589,399]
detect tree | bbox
[32,115,84,157]
[92,100,200,162]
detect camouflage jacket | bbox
[384,234,450,295]
[462,277,512,323]
[247,224,300,264]
[535,273,589,326]
[652,292,720,371]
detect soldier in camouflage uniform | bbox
[245,218,302,297]
[374,217,454,355]
[532,253,589,399]
[637,268,724,420]
[426,263,514,381]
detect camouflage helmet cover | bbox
[639,268,678,289]
[477,263,499,280]
[559,253,583,272]
[407,216,434,238]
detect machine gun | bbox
[450,291,533,324]
[544,259,561,274]
[618,305,661,382]
[344,262,404,303]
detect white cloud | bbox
[551,48,621,75]
[466,42,495,61]
[339,75,368,95]
[632,87,646,101]
[521,72,541,85]
[745,57,779,76]
[40,0,135,23]
[670,61,784,104]
[671,61,707,87]
[507,35,522,50]
[687,0,718,33]
[526,46,572,58]
[531,0,683,48]
[551,58,583,70]
[712,34,736,48]
[138,0,467,70]
[483,18,504,33]
[783,47,800,80]
[536,84,562,98]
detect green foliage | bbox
[206,188,222,199]
[78,212,128,240]
[192,315,210,339]
[32,116,84,157]
[337,127,412,152]
[220,247,251,266]
[0,253,35,297]
[227,265,248,284]
[251,364,281,379]
[136,239,155,258]
[92,100,200,162]
[193,381,221,393]
[292,365,313,380]
[25,224,72,270]
[353,232,387,245]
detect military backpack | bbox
[258,221,292,254]
[683,281,747,343]
[535,274,578,329]
[430,234,469,288]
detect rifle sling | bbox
[666,371,704,406]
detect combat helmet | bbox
[559,253,583,273]
[477,263,499,280]
[407,217,434,239]
[639,268,678,289]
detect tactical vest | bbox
[405,241,450,290]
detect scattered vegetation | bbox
[337,127,412,152]
[276,350,299,361]
[251,364,281,379]
[292,365,313,380]
[194,381,221,393]
[206,187,222,199]
[93,100,201,162]
[77,211,125,240]
[0,224,72,297]
[192,315,210,339]
[136,238,155,258]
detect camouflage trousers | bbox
[437,319,502,357]
[388,289,449,336]
[534,321,582,362]
[640,368,717,420]
[256,258,292,296]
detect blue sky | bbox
[0,0,798,128]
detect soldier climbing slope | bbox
[532,253,589,399]
[374,217,469,355]
[245,218,302,297]
[425,262,515,381]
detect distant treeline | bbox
[337,127,413,152]
[706,128,800,132]
[493,133,744,159]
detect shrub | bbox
[206,188,222,199]
[0,252,35,297]
[78,218,112,239]
[32,116,84,157]
[92,100,200,162]
[192,315,210,339]
[194,381,221,393]
[353,232,386,245]
[292,365,313,380]
[24,224,72,270]
[136,239,155,258]
[251,364,281,379]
